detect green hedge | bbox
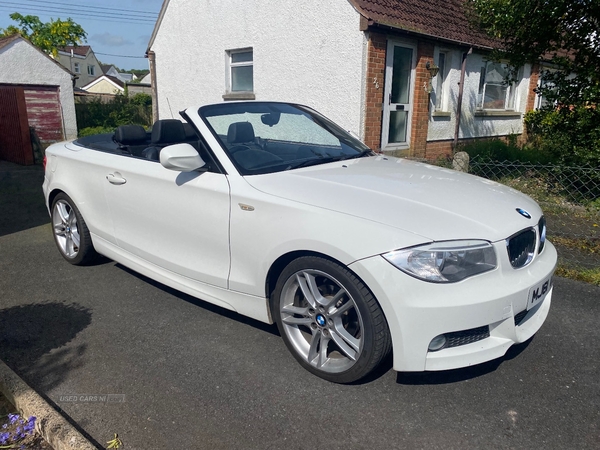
[76,93,152,134]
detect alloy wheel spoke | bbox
[330,326,359,361]
[329,298,354,318]
[65,234,75,256]
[71,230,80,248]
[56,202,70,224]
[317,335,330,368]
[296,272,318,308]
[307,329,322,364]
[281,304,311,326]
[54,225,66,236]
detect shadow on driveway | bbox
[0,302,92,392]
[0,161,48,237]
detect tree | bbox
[0,13,86,57]
[468,0,600,107]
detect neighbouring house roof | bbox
[140,72,151,84]
[0,34,21,50]
[101,64,115,74]
[81,74,125,91]
[59,45,91,57]
[350,0,497,48]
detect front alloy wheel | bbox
[272,257,390,383]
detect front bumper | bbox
[349,240,557,372]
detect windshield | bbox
[199,102,372,175]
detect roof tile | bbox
[350,0,497,48]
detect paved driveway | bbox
[1,161,599,449]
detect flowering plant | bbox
[0,413,36,449]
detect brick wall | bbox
[363,32,386,151]
[425,140,453,160]
[409,41,434,159]
[362,32,540,161]
[525,63,540,112]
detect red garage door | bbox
[0,85,33,165]
[0,84,64,165]
[23,85,64,144]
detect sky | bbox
[0,0,164,70]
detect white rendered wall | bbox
[151,0,366,136]
[0,39,78,140]
[427,49,531,141]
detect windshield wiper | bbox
[285,150,374,171]
[285,156,342,170]
[339,149,374,160]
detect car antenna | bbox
[166,97,174,118]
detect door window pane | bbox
[388,111,408,143]
[390,47,412,104]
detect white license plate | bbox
[527,275,553,310]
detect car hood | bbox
[244,156,542,242]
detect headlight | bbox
[383,240,497,283]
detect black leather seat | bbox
[113,125,148,155]
[142,119,187,161]
[227,122,255,146]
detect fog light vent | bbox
[428,335,447,352]
[446,326,490,348]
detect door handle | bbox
[106,173,127,185]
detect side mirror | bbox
[160,143,206,172]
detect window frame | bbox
[227,48,253,93]
[87,64,95,76]
[73,62,80,74]
[477,61,519,111]
[434,49,450,112]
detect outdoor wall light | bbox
[424,61,440,94]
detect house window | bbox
[87,65,95,76]
[73,62,80,74]
[435,52,448,111]
[536,68,556,109]
[228,49,253,92]
[477,62,518,110]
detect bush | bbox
[76,93,152,131]
[78,126,116,137]
[525,106,600,167]
[457,137,554,164]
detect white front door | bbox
[381,41,416,151]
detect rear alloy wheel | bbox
[272,256,391,383]
[51,193,97,265]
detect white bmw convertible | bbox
[43,102,557,383]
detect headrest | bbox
[227,122,255,144]
[114,125,147,145]
[151,119,186,144]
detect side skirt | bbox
[93,235,272,324]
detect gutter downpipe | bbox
[148,50,159,123]
[454,47,473,150]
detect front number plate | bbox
[527,275,553,310]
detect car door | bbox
[103,156,231,288]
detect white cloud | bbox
[91,33,132,47]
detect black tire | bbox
[51,193,98,265]
[271,256,391,383]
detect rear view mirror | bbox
[261,112,280,127]
[160,143,206,172]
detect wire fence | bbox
[467,156,599,270]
